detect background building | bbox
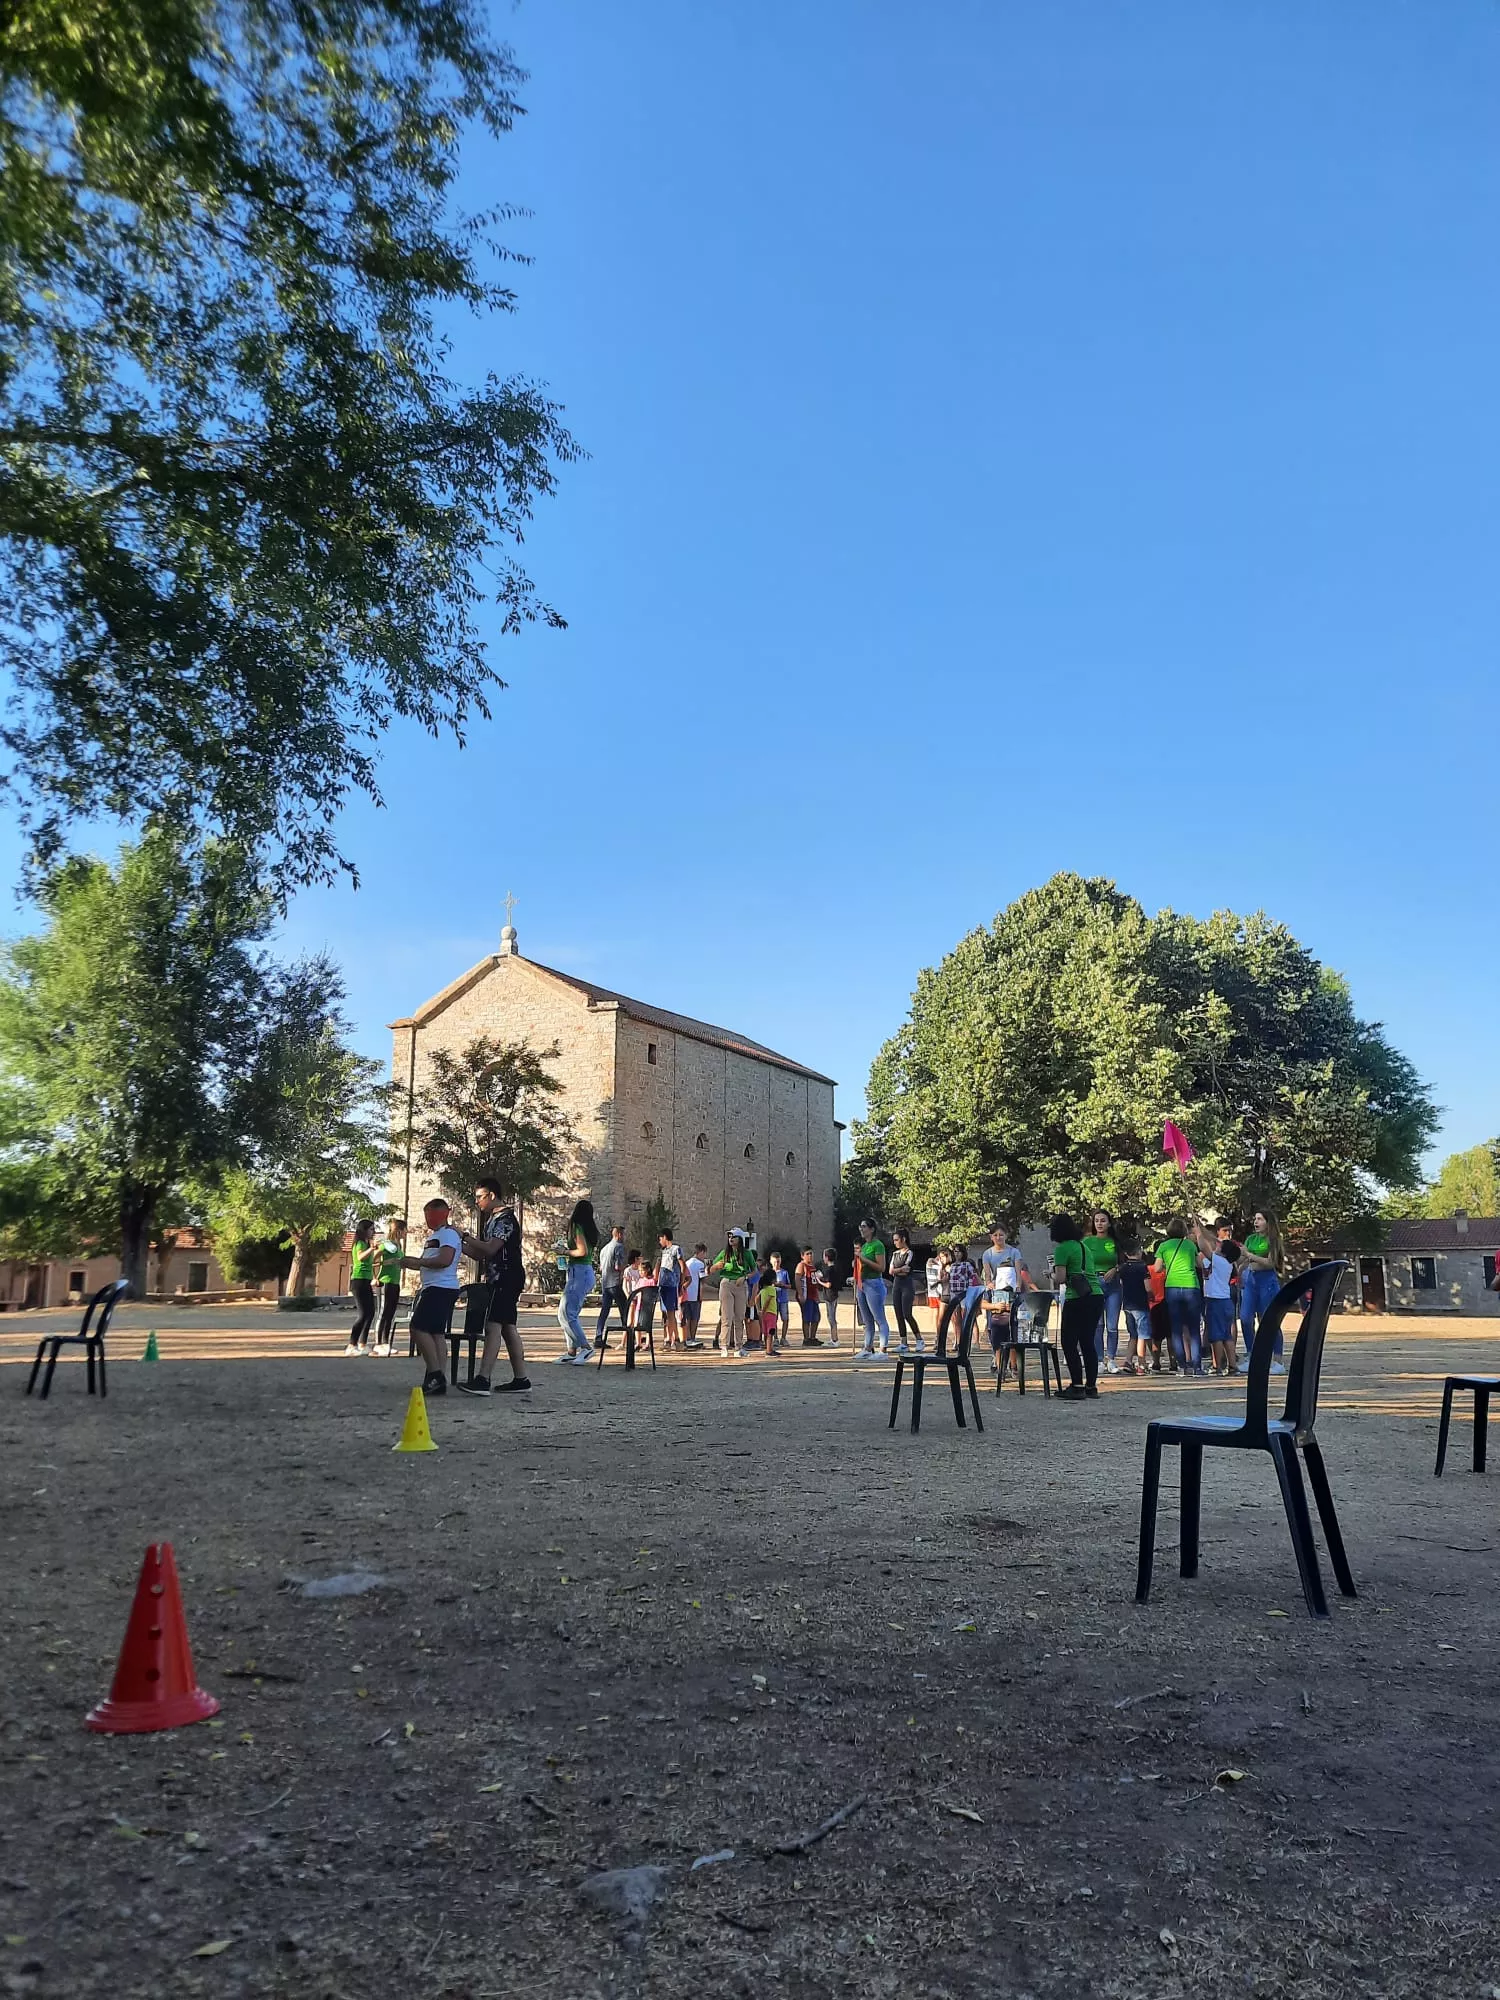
[1354,1214,1500,1315]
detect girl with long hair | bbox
[1082,1208,1122,1372]
[1238,1208,1285,1372]
[555,1198,601,1364]
[1050,1213,1103,1399]
[888,1229,924,1354]
[345,1217,377,1354]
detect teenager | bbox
[1239,1209,1285,1373]
[795,1246,823,1344]
[769,1252,793,1346]
[457,1180,529,1395]
[345,1217,377,1354]
[855,1219,892,1359]
[709,1228,754,1359]
[681,1244,708,1346]
[936,1244,978,1352]
[373,1219,406,1356]
[656,1229,686,1347]
[981,1225,1027,1374]
[888,1229,924,1354]
[925,1245,949,1338]
[595,1225,629,1343]
[817,1249,843,1344]
[555,1199,600,1364]
[1198,1224,1236,1375]
[1153,1220,1205,1377]
[1050,1213,1103,1400]
[1082,1210,1122,1372]
[1116,1240,1153,1374]
[402,1198,464,1395]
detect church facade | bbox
[389,930,840,1258]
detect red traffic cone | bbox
[85,1542,221,1734]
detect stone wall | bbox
[1381,1250,1500,1316]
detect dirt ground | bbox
[3,1302,1499,1999]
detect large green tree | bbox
[1416,1141,1500,1221]
[0,828,333,1291]
[857,873,1436,1247]
[0,0,576,883]
[399,1033,575,1225]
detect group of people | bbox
[351,1187,1290,1407]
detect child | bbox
[1199,1228,1236,1376]
[622,1251,657,1352]
[770,1252,792,1346]
[795,1247,822,1345]
[937,1245,977,1352]
[926,1245,948,1340]
[753,1267,780,1352]
[1117,1243,1153,1375]
[681,1243,708,1346]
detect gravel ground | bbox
[2,1307,1499,1998]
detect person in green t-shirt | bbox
[345,1217,377,1355]
[1082,1209,1122,1373]
[1152,1221,1205,1375]
[1049,1213,1103,1399]
[1238,1208,1285,1370]
[373,1219,406,1354]
[854,1220,892,1357]
[709,1228,754,1358]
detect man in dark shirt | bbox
[457,1179,529,1396]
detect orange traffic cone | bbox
[85,1543,221,1734]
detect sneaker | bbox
[423,1370,447,1395]
[855,1346,878,1361]
[494,1377,531,1394]
[989,1356,1000,1374]
[914,1337,927,1352]
[1236,1360,1251,1373]
[571,1349,594,1366]
[343,1342,360,1356]
[1103,1360,1120,1375]
[458,1376,491,1396]
[1270,1361,1286,1375]
[553,1351,577,1364]
[1084,1384,1100,1398]
[372,1343,392,1357]
[1057,1384,1088,1401]
[897,1341,910,1355]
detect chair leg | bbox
[1269,1435,1329,1618]
[911,1363,925,1434]
[1017,1348,1027,1395]
[1179,1440,1202,1579]
[596,1329,608,1369]
[85,1342,96,1395]
[1301,1438,1356,1598]
[964,1361,983,1432]
[1136,1428,1163,1602]
[1435,1378,1454,1475]
[40,1342,60,1399]
[96,1340,107,1399]
[1475,1388,1489,1473]
[888,1360,903,1429]
[647,1328,657,1373]
[27,1343,44,1396]
[948,1363,966,1429]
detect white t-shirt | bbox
[1203,1253,1233,1301]
[658,1242,683,1279]
[420,1225,463,1290]
[983,1245,1023,1293]
[926,1258,945,1294]
[684,1256,706,1303]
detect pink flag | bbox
[1163,1120,1194,1173]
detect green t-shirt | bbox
[378,1241,403,1284]
[350,1242,374,1282]
[859,1239,886,1274]
[1245,1232,1271,1261]
[1157,1237,1200,1289]
[714,1247,753,1282]
[1081,1234,1117,1278]
[1053,1239,1100,1295]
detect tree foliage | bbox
[0,0,578,883]
[628,1184,675,1261]
[1414,1141,1500,1222]
[857,873,1436,1248]
[0,827,337,1290]
[401,1033,575,1221]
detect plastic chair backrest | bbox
[1279,1261,1346,1435]
[79,1279,130,1340]
[953,1295,984,1362]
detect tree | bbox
[0,827,330,1292]
[1418,1142,1500,1221]
[401,1034,575,1225]
[629,1185,676,1261]
[857,873,1436,1248]
[206,1013,386,1295]
[0,0,578,885]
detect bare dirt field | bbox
[3,1304,1499,2000]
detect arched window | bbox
[785,1150,796,1168]
[641,1120,655,1143]
[743,1143,756,1161]
[695,1132,709,1151]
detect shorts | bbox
[800,1299,820,1328]
[681,1297,701,1328]
[1204,1296,1234,1344]
[928,1295,943,1313]
[761,1311,778,1337]
[463,1279,523,1337]
[658,1277,679,1312]
[410,1286,459,1340]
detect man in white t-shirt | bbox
[681,1243,708,1346]
[402,1197,463,1396]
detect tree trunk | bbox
[285,1229,313,1297]
[120,1191,155,1299]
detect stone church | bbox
[389,919,840,1257]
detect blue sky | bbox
[11,1,1500,1165]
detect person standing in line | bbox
[936,1243,978,1352]
[769,1252,793,1347]
[980,1225,1027,1375]
[752,1264,781,1352]
[888,1229,925,1354]
[595,1224,629,1345]
[555,1198,600,1364]
[373,1218,406,1355]
[1082,1210,1123,1373]
[818,1248,842,1345]
[1049,1213,1103,1400]
[345,1217,377,1354]
[925,1244,949,1341]
[1116,1239,1153,1374]
[855,1219,892,1359]
[656,1228,686,1348]
[1153,1218,1205,1377]
[681,1243,708,1347]
[709,1227,754,1360]
[1147,1253,1170,1369]
[1238,1209,1285,1373]
[795,1246,823,1344]
[457,1180,530,1395]
[852,1233,875,1350]
[1199,1224,1236,1375]
[402,1197,464,1395]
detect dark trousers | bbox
[376,1282,401,1347]
[890,1274,920,1342]
[350,1278,376,1346]
[596,1284,629,1336]
[1060,1293,1104,1388]
[1166,1288,1202,1372]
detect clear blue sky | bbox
[15,2,1500,1166]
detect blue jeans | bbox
[1204,1296,1234,1352]
[859,1277,891,1350]
[557,1263,593,1353]
[1123,1303,1153,1353]
[1166,1288,1202,1372]
[1098,1280,1124,1358]
[1239,1268,1282,1358]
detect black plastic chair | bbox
[1135,1262,1354,1619]
[1434,1376,1500,1475]
[993,1293,1064,1397]
[27,1280,129,1399]
[597,1289,657,1372]
[889,1297,984,1434]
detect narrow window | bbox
[695,1132,709,1151]
[642,1120,655,1143]
[68,1269,85,1293]
[647,1042,658,1065]
[785,1151,796,1167]
[743,1143,756,1161]
[1410,1257,1436,1291]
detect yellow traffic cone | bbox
[393,1386,437,1452]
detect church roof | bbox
[391,954,836,1085]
